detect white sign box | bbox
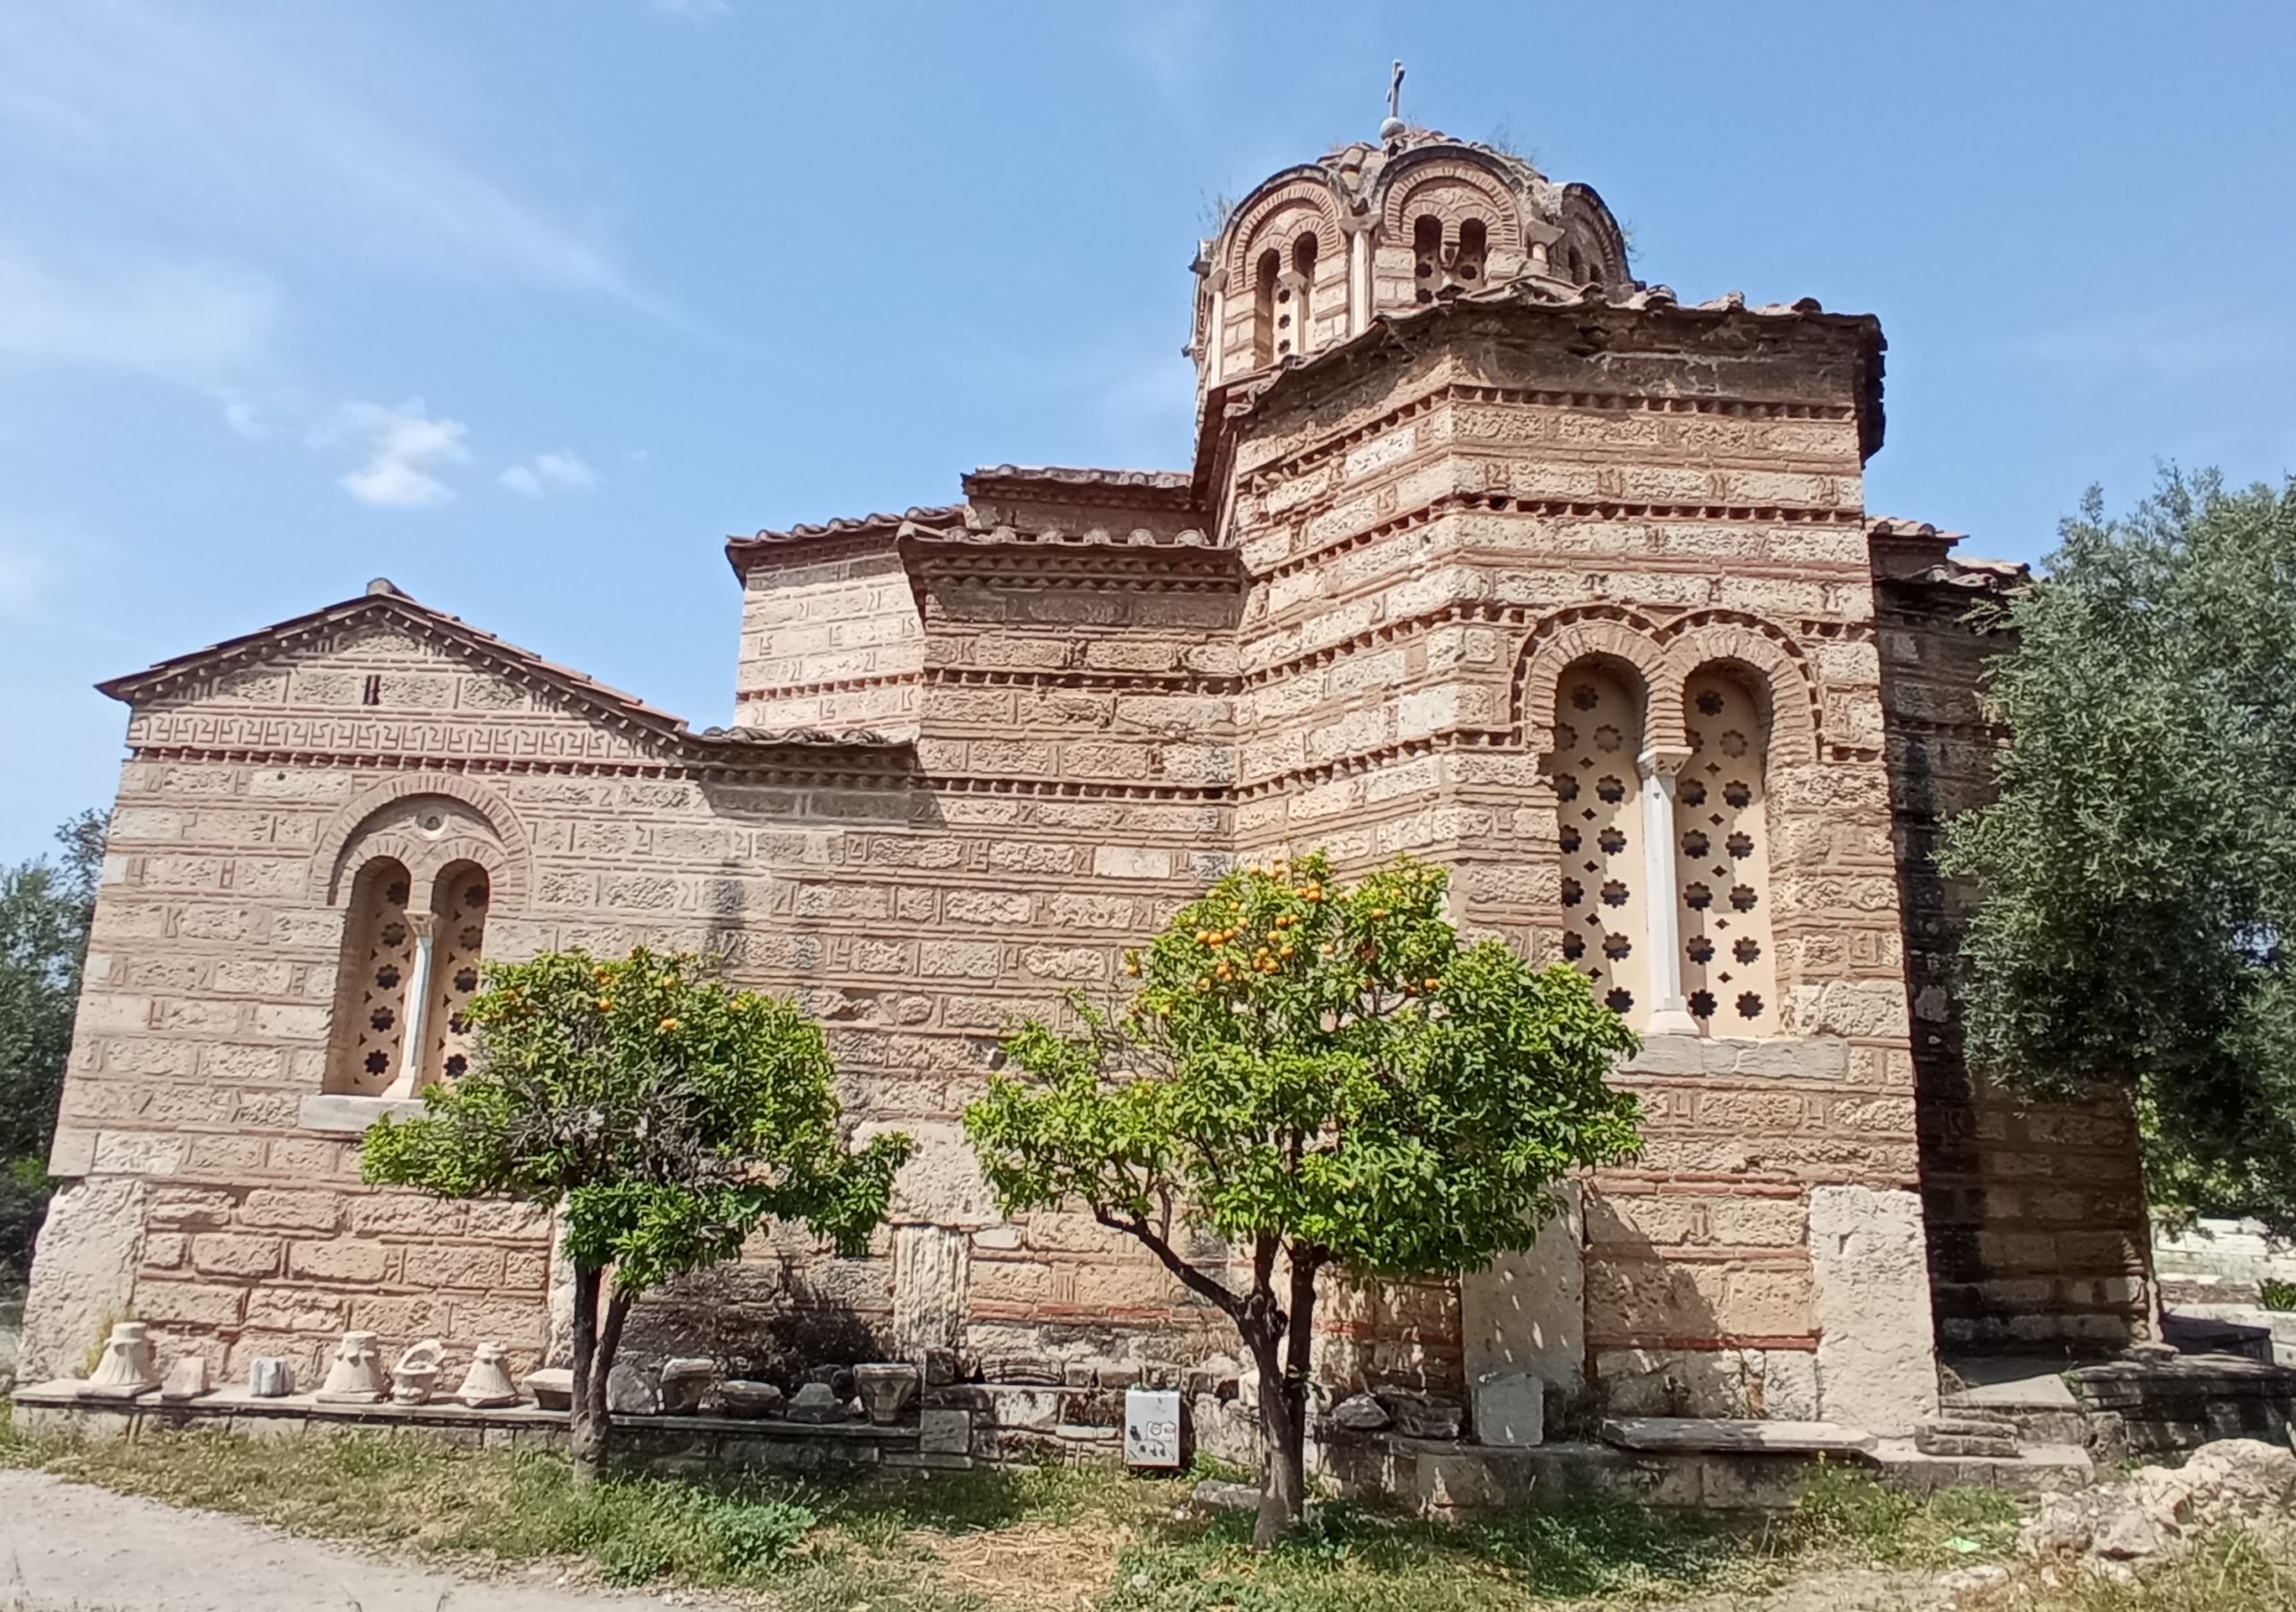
[1123,1386,1183,1468]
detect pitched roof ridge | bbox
[99,586,688,733]
[731,502,967,550]
[966,464,1194,491]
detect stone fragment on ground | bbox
[1190,1477,1262,1512]
[0,1468,702,1611]
[1602,1416,1879,1454]
[1327,1391,1390,1431]
[2018,1434,2296,1580]
[1376,1389,1464,1440]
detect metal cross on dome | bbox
[1387,59,1405,123]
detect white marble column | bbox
[1203,278,1227,388]
[1346,222,1372,336]
[383,912,436,1099]
[1638,746,1700,1036]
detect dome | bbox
[1187,127,1634,394]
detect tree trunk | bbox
[568,1261,607,1483]
[1248,1324,1307,1550]
[1252,1252,1321,1549]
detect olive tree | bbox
[0,809,106,1277]
[1944,470,2296,1229]
[363,947,910,1478]
[964,852,1641,1547]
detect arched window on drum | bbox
[1552,661,1650,1028]
[1251,247,1282,370]
[1673,666,1779,1034]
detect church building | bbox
[21,115,2154,1442]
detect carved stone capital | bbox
[1637,744,1694,781]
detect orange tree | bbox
[363,947,909,1480]
[964,852,1641,1546]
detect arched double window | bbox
[326,857,491,1096]
[1251,235,1318,368]
[1411,215,1488,302]
[1552,657,1780,1038]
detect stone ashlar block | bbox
[288,1240,391,1284]
[189,1234,283,1278]
[136,1281,248,1329]
[238,1189,344,1233]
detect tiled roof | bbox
[964,465,1194,492]
[1867,517,2028,590]
[727,503,966,554]
[899,510,1216,551]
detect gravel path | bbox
[0,1468,708,1612]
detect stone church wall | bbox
[1874,564,2153,1351]
[1209,302,1936,1430]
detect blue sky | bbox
[4,1,2292,861]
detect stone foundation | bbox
[11,1381,2093,1513]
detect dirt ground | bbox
[1644,1566,1955,1612]
[0,1468,695,1612]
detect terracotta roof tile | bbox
[965,465,1193,492]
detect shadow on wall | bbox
[606,1255,892,1413]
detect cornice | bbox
[1253,489,1867,588]
[1241,381,1857,497]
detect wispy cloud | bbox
[0,0,662,315]
[0,245,281,391]
[327,399,471,509]
[500,451,600,498]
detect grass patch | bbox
[0,1408,2063,1610]
[1785,1457,2023,1566]
[1103,1498,1779,1610]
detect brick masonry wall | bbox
[1874,565,2153,1352]
[734,536,922,732]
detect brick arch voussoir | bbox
[1226,175,1347,284]
[413,840,510,911]
[1655,612,1822,768]
[312,772,531,907]
[1512,609,1678,759]
[1378,157,1526,253]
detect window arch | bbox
[1554,661,1648,1026]
[1673,666,1779,1033]
[1412,215,1441,303]
[1252,247,1282,370]
[1455,218,1487,287]
[1285,231,1317,358]
[327,858,416,1096]
[421,862,491,1085]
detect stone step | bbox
[1915,1412,2020,1459]
[1599,1416,1877,1455]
